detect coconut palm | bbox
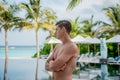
[80,15,99,37]
[94,4,120,38]
[19,0,57,79]
[69,17,83,38]
[0,1,23,80]
[79,15,101,54]
[104,4,120,35]
[42,8,57,38]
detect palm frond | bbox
[20,3,35,19]
[67,0,82,10]
[29,0,40,18]
[38,22,56,31]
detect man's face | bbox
[55,26,63,39]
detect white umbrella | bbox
[106,35,120,43]
[72,35,86,43]
[85,36,100,53]
[92,37,100,54]
[84,36,100,44]
[84,36,93,53]
[45,37,61,51]
[72,35,86,54]
[92,38,100,44]
[106,35,120,56]
[45,37,61,44]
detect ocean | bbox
[0,46,42,58]
[0,46,50,80]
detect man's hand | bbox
[45,61,50,71]
[49,60,67,71]
[59,64,66,71]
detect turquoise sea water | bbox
[0,46,50,80]
[0,46,42,58]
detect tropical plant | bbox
[19,0,57,79]
[104,4,120,35]
[42,8,57,38]
[94,4,120,38]
[33,44,51,58]
[69,17,83,38]
[80,15,99,37]
[67,0,82,10]
[0,1,23,80]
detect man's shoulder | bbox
[67,42,78,49]
[65,42,79,53]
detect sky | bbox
[0,0,120,46]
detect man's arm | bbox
[45,44,58,71]
[48,45,78,71]
[45,55,53,71]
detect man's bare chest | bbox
[53,47,64,59]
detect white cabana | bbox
[106,35,120,56]
[45,37,61,51]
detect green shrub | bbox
[32,44,51,58]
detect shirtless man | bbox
[45,20,79,80]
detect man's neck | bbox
[61,35,71,44]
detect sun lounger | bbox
[108,56,120,65]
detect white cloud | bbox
[41,0,120,21]
[0,0,120,45]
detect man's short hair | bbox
[56,20,72,34]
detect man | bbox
[45,20,79,80]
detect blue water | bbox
[0,46,42,57]
[0,59,49,80]
[0,46,50,80]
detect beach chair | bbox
[108,56,120,65]
[89,52,100,63]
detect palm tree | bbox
[94,4,120,38]
[42,8,57,38]
[19,0,57,80]
[67,0,82,10]
[69,17,83,38]
[80,15,98,37]
[0,1,23,80]
[103,4,120,35]
[80,15,101,53]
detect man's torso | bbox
[53,43,78,80]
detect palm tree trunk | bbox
[4,29,8,80]
[35,31,40,80]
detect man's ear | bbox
[62,27,66,33]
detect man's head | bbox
[56,20,72,34]
[55,20,72,39]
